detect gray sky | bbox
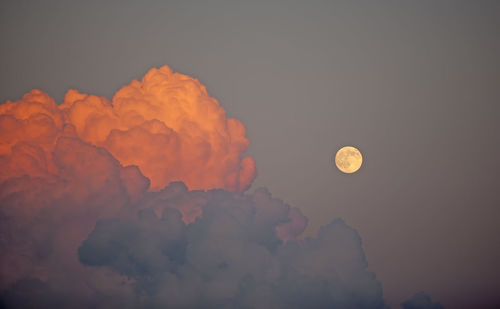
[1,1,499,307]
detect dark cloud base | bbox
[78,185,387,308]
[0,155,443,308]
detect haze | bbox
[1,1,499,308]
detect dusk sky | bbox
[1,1,499,308]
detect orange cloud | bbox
[0,66,310,304]
[1,66,256,192]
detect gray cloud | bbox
[0,137,439,308]
[0,166,389,308]
[401,292,445,309]
[78,184,387,308]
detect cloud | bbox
[1,173,385,308]
[0,65,435,308]
[77,184,386,308]
[0,136,144,303]
[0,66,256,192]
[0,66,256,308]
[401,292,445,309]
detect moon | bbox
[334,146,363,174]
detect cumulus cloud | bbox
[77,184,385,308]
[0,66,256,192]
[0,65,436,308]
[1,174,384,308]
[0,136,144,306]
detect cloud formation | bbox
[0,172,383,308]
[0,66,256,192]
[77,185,386,308]
[0,66,436,308]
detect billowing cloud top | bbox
[0,66,256,192]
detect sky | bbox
[1,1,500,308]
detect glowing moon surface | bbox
[335,146,363,174]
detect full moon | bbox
[334,146,363,174]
